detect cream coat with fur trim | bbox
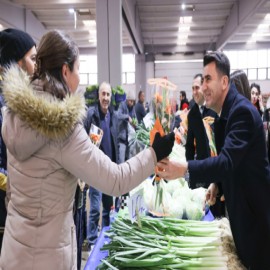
[0,66,156,270]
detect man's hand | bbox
[156,158,188,180]
[206,183,225,205]
[206,183,218,206]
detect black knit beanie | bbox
[0,28,36,67]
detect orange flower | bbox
[155,92,163,103]
[150,117,165,145]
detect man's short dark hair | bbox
[193,73,203,84]
[203,51,230,79]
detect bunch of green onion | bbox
[97,216,245,270]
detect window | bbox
[79,74,88,85]
[79,54,135,85]
[258,68,267,80]
[224,49,270,81]
[247,50,258,68]
[122,54,135,84]
[248,69,257,80]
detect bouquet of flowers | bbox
[174,109,189,145]
[148,78,178,135]
[147,78,178,215]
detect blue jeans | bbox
[87,186,113,246]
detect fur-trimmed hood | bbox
[2,64,86,140]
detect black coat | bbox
[185,103,217,162]
[188,84,270,269]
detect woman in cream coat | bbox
[0,30,174,270]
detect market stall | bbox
[84,210,214,270]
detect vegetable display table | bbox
[84,210,214,270]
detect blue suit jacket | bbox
[189,83,270,269]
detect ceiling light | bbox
[88,30,97,35]
[181,4,195,11]
[0,24,3,30]
[247,39,256,44]
[177,34,188,45]
[77,9,91,16]
[177,41,187,45]
[83,20,96,27]
[178,26,190,32]
[179,16,192,24]
[69,8,75,14]
[265,13,270,20]
[257,24,269,30]
[178,34,188,39]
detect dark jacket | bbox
[117,101,136,143]
[185,103,217,190]
[135,101,146,124]
[188,83,270,269]
[186,103,217,161]
[84,103,119,164]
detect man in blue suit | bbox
[157,51,270,270]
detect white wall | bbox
[154,61,203,100]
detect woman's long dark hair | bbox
[231,70,251,100]
[32,30,79,100]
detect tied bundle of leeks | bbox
[97,216,245,270]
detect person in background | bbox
[0,30,175,270]
[116,89,137,211]
[84,82,119,250]
[117,89,137,163]
[250,82,264,117]
[230,70,251,100]
[135,90,146,124]
[157,51,270,269]
[186,73,217,164]
[0,28,36,254]
[179,90,189,110]
[185,73,224,217]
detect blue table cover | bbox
[84,210,214,269]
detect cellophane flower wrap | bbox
[147,78,178,215]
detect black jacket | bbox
[189,84,270,269]
[185,103,217,163]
